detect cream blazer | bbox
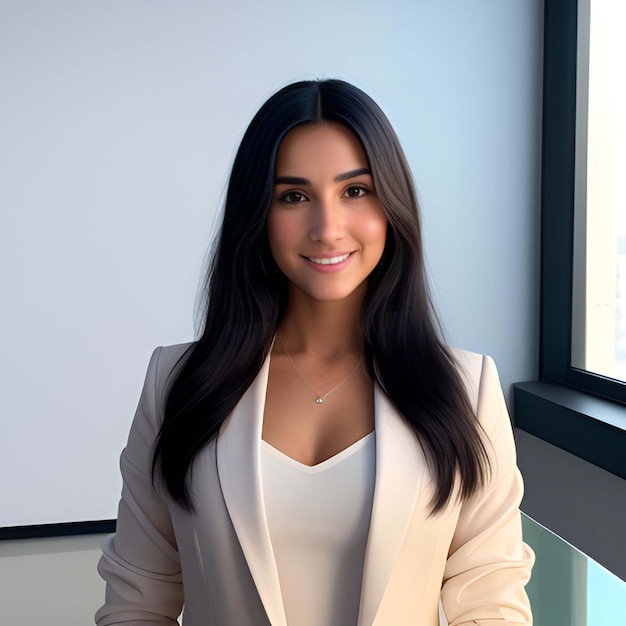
[96,343,534,626]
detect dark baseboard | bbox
[0,519,116,540]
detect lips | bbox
[305,253,352,265]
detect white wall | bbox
[1,0,543,527]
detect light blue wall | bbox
[1,0,543,525]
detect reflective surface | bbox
[571,0,626,382]
[522,514,626,626]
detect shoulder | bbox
[122,342,196,465]
[148,342,196,382]
[448,348,482,408]
[448,347,509,440]
[150,342,195,379]
[136,342,196,427]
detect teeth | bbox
[308,253,351,265]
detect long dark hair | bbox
[153,79,490,514]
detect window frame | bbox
[514,0,626,481]
[541,0,626,403]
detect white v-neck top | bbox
[261,432,376,626]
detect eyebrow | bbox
[334,167,372,182]
[274,168,372,186]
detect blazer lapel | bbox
[215,359,434,626]
[357,386,429,626]
[216,356,287,626]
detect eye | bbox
[344,185,368,199]
[279,190,307,204]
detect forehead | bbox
[274,122,369,174]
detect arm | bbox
[441,355,534,626]
[95,347,184,625]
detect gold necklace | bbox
[279,335,363,405]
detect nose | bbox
[308,197,345,243]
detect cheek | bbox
[362,212,388,251]
[267,212,298,262]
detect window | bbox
[514,0,626,481]
[571,0,626,385]
[541,0,626,403]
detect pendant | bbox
[315,397,324,404]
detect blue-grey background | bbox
[1,0,543,526]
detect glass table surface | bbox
[522,513,626,626]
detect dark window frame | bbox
[541,0,626,404]
[514,0,626,480]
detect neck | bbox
[278,286,364,358]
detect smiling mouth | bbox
[305,253,352,265]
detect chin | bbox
[286,277,369,305]
[304,286,365,303]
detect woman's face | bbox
[267,122,387,304]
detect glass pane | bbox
[572,0,626,382]
[522,514,626,625]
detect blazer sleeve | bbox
[441,355,535,626]
[95,347,184,625]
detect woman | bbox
[96,79,534,626]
